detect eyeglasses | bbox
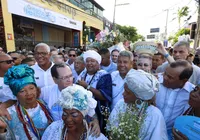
[137,63,150,67]
[57,74,73,81]
[0,60,14,64]
[12,57,18,60]
[34,52,49,57]
[69,54,76,57]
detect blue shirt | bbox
[101,62,117,74]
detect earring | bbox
[135,99,143,109]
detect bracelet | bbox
[164,53,169,58]
[86,85,91,90]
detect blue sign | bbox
[24,4,56,23]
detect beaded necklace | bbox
[16,100,53,140]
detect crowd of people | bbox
[0,40,199,140]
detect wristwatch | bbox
[164,53,169,58]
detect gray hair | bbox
[76,56,84,63]
[34,43,50,52]
[174,41,190,51]
[119,50,134,61]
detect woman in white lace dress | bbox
[42,84,107,140]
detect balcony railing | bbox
[43,0,103,20]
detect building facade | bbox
[0,0,104,51]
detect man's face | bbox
[173,46,189,60]
[54,66,73,90]
[0,55,14,74]
[34,46,51,66]
[137,58,152,73]
[117,56,132,76]
[74,59,85,73]
[101,53,110,66]
[152,55,164,70]
[163,66,185,89]
[111,51,119,63]
[68,50,77,63]
[10,53,22,65]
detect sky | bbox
[95,0,198,38]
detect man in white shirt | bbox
[0,53,15,103]
[111,50,133,110]
[156,41,200,85]
[40,62,101,136]
[99,48,117,73]
[156,60,194,139]
[31,43,55,88]
[66,49,77,76]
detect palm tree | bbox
[177,6,189,29]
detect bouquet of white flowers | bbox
[107,104,146,140]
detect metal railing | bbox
[43,0,103,20]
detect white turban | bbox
[58,84,97,117]
[83,50,102,64]
[125,69,159,100]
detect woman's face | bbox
[17,84,38,107]
[62,109,84,131]
[85,58,99,74]
[137,58,152,73]
[189,86,200,108]
[123,83,137,103]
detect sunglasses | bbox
[0,60,14,64]
[12,57,18,60]
[69,54,76,57]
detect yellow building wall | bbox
[1,0,15,51]
[2,0,103,50]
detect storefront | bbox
[1,0,103,51]
[6,0,82,50]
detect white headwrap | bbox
[125,69,159,100]
[83,50,102,64]
[58,84,97,117]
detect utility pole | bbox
[112,0,129,31]
[113,0,117,31]
[164,9,169,39]
[194,0,200,49]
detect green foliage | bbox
[116,24,144,42]
[168,28,190,44]
[177,6,189,29]
[107,104,146,140]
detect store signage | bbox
[150,28,160,33]
[147,34,155,39]
[7,0,82,31]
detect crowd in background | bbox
[0,41,200,140]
